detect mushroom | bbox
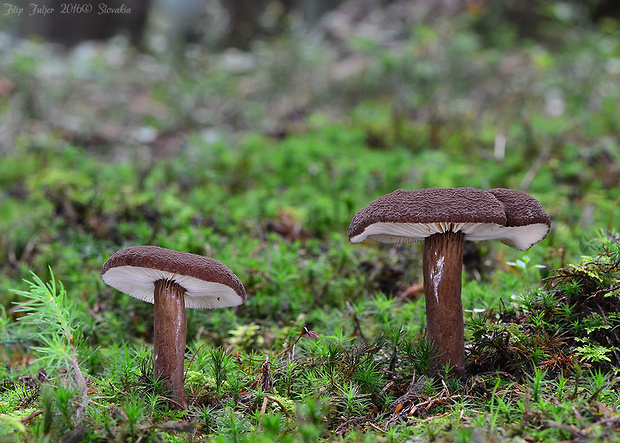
[101,246,246,408]
[349,187,550,375]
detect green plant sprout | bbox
[13,269,90,421]
[505,255,547,273]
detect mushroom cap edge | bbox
[101,246,246,309]
[349,187,550,250]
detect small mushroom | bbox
[349,187,550,375]
[101,246,246,408]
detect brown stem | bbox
[20,410,43,423]
[423,231,465,376]
[154,279,188,409]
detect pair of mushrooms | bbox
[101,187,549,408]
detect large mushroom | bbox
[101,246,246,408]
[349,187,550,375]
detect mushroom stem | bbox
[423,231,465,376]
[154,279,188,409]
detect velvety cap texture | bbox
[101,246,246,309]
[487,188,551,249]
[349,187,550,250]
[488,188,551,227]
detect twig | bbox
[68,354,89,422]
[571,406,585,428]
[161,395,186,410]
[249,325,320,377]
[587,383,609,403]
[545,420,585,439]
[20,235,38,263]
[184,339,211,382]
[408,397,448,416]
[521,392,531,427]
[260,397,269,415]
[407,385,452,417]
[265,395,291,418]
[348,305,367,341]
[274,326,318,360]
[334,416,367,434]
[366,421,386,434]
[20,410,43,423]
[475,370,517,381]
[108,381,130,398]
[592,284,620,298]
[257,394,291,419]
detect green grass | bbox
[1,4,620,441]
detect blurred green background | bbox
[1,0,620,441]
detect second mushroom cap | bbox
[349,187,550,250]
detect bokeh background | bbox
[1,1,620,441]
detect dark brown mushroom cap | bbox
[101,246,246,309]
[349,187,550,250]
[349,187,507,243]
[488,188,551,249]
[488,188,551,227]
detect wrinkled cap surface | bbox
[349,187,550,250]
[488,188,551,250]
[101,246,246,309]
